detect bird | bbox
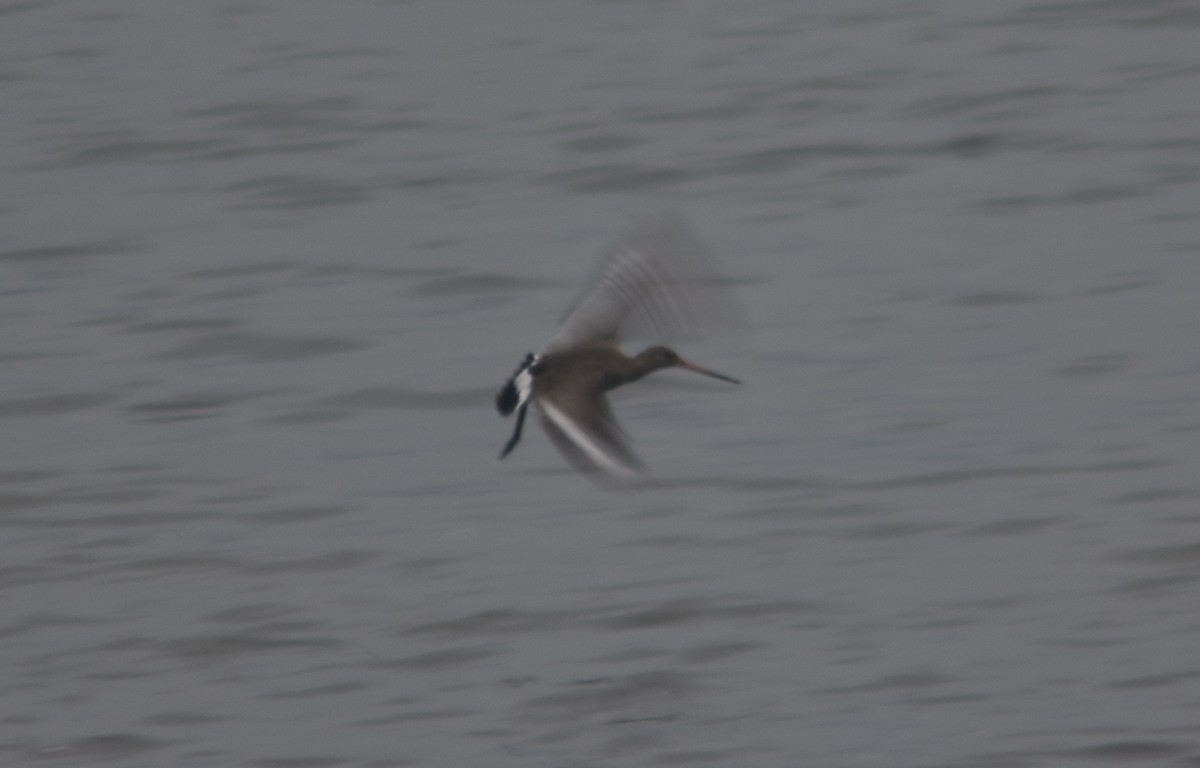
[496,214,740,478]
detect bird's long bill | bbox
[676,357,741,385]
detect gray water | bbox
[4,2,1200,766]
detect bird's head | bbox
[636,346,740,384]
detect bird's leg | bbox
[497,353,537,458]
[499,400,529,458]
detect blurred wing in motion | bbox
[543,214,740,354]
[535,385,645,478]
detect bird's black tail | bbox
[496,353,536,415]
[497,353,537,459]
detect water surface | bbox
[3,2,1199,766]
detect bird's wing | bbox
[543,214,738,354]
[535,387,645,478]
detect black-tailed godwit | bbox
[496,215,739,478]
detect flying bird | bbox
[496,215,740,478]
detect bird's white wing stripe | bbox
[539,401,640,478]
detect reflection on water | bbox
[2,1,1199,766]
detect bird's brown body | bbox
[534,343,724,395]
